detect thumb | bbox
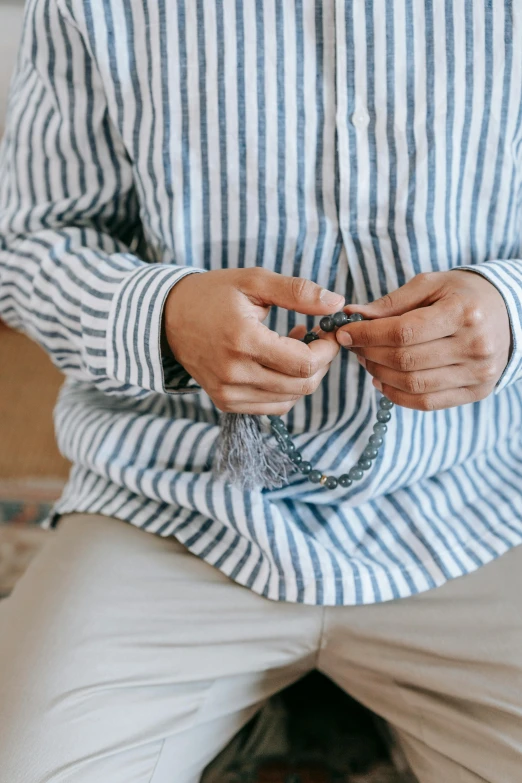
[345,274,436,319]
[245,270,345,315]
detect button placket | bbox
[334,0,351,235]
[334,0,371,300]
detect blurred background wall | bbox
[0,1,25,132]
[1,0,68,480]
[0,0,68,595]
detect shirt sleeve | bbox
[458,259,522,393]
[0,0,201,399]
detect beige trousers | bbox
[0,513,521,783]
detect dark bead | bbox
[309,470,322,484]
[363,447,379,460]
[369,434,383,447]
[267,415,279,422]
[373,422,388,435]
[348,313,364,322]
[338,474,352,488]
[349,467,364,481]
[377,410,392,423]
[358,459,373,471]
[333,311,349,327]
[285,441,296,453]
[379,397,394,410]
[326,476,338,490]
[291,451,303,464]
[271,418,286,430]
[303,331,320,344]
[300,461,312,475]
[319,316,336,333]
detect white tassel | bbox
[213,413,296,490]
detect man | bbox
[0,1,521,781]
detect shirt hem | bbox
[42,500,522,608]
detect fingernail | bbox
[337,331,352,347]
[357,356,366,369]
[320,289,345,307]
[373,378,383,391]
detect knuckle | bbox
[219,365,238,385]
[298,358,316,379]
[405,373,426,395]
[471,334,494,361]
[228,333,249,356]
[464,385,482,404]
[213,394,232,412]
[215,386,233,407]
[378,292,395,311]
[393,322,416,346]
[300,378,318,396]
[417,271,437,286]
[463,304,485,329]
[209,380,225,399]
[417,394,436,412]
[211,382,236,411]
[478,360,499,384]
[246,267,267,284]
[395,349,415,372]
[291,276,314,302]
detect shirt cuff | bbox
[458,259,522,393]
[106,262,203,394]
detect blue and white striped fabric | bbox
[2,0,522,605]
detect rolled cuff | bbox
[106,262,203,394]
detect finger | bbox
[350,337,462,372]
[373,380,488,412]
[243,269,345,316]
[361,358,480,395]
[219,363,330,397]
[337,299,461,348]
[253,364,330,396]
[222,347,331,394]
[343,272,444,320]
[252,325,340,377]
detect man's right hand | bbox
[163,268,345,415]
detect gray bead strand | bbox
[267,312,395,490]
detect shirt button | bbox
[351,109,370,129]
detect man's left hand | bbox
[336,271,512,411]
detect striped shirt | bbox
[2,0,522,605]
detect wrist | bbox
[162,270,204,361]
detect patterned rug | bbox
[0,493,54,597]
[0,495,414,783]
